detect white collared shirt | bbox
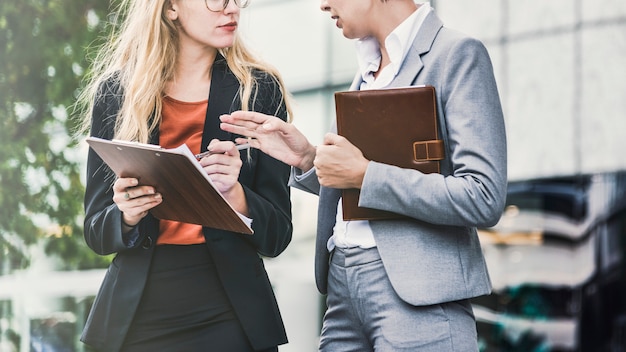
[328,3,432,252]
[356,3,431,89]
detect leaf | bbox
[0,0,115,271]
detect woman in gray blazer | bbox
[220,1,507,351]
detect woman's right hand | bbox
[113,177,162,227]
[220,111,317,172]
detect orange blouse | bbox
[157,96,208,245]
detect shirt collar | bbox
[355,3,432,87]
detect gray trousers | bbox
[319,246,479,352]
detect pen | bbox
[194,143,251,160]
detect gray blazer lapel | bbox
[390,11,444,88]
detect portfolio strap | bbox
[413,140,445,162]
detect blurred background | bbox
[1,0,625,351]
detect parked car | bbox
[473,172,626,351]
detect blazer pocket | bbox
[81,262,120,347]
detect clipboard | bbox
[335,85,445,220]
[86,136,253,234]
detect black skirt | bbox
[120,244,255,352]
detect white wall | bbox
[437,0,626,180]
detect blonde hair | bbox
[76,0,292,143]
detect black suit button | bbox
[141,236,153,249]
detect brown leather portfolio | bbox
[86,137,253,234]
[335,85,445,220]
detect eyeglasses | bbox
[204,0,250,12]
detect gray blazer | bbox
[290,11,507,306]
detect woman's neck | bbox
[166,47,217,102]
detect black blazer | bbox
[81,55,293,351]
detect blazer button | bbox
[141,236,153,249]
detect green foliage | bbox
[0,0,116,271]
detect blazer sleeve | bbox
[288,167,321,195]
[83,79,149,255]
[238,73,293,257]
[358,36,508,228]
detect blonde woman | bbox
[76,0,293,351]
